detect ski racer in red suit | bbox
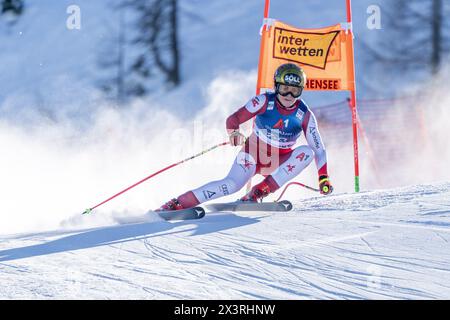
[157,63,333,211]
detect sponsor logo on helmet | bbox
[284,73,301,86]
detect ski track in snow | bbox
[1,182,450,299]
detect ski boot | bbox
[156,198,185,211]
[240,181,271,202]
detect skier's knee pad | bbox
[223,151,256,192]
[291,145,314,167]
[271,145,314,187]
[235,152,257,174]
[222,177,246,195]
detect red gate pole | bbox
[246,0,271,193]
[346,0,360,192]
[256,0,271,95]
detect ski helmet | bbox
[274,63,306,88]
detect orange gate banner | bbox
[257,20,355,91]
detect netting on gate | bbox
[312,94,437,189]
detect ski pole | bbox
[82,141,230,215]
[275,181,320,202]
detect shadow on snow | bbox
[0,212,260,262]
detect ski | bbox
[156,207,206,221]
[206,200,293,212]
[154,200,292,221]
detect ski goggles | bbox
[276,84,303,98]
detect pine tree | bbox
[1,0,23,16]
[1,0,24,24]
[97,0,181,105]
[362,0,449,81]
[131,0,180,87]
[97,3,149,105]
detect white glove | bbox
[228,130,246,146]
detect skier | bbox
[157,63,333,211]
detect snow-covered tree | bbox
[97,3,149,105]
[1,0,23,16]
[97,0,180,105]
[1,0,24,24]
[361,0,449,94]
[130,0,180,87]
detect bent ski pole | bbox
[275,181,320,202]
[82,141,230,215]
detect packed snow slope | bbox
[1,182,450,299]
